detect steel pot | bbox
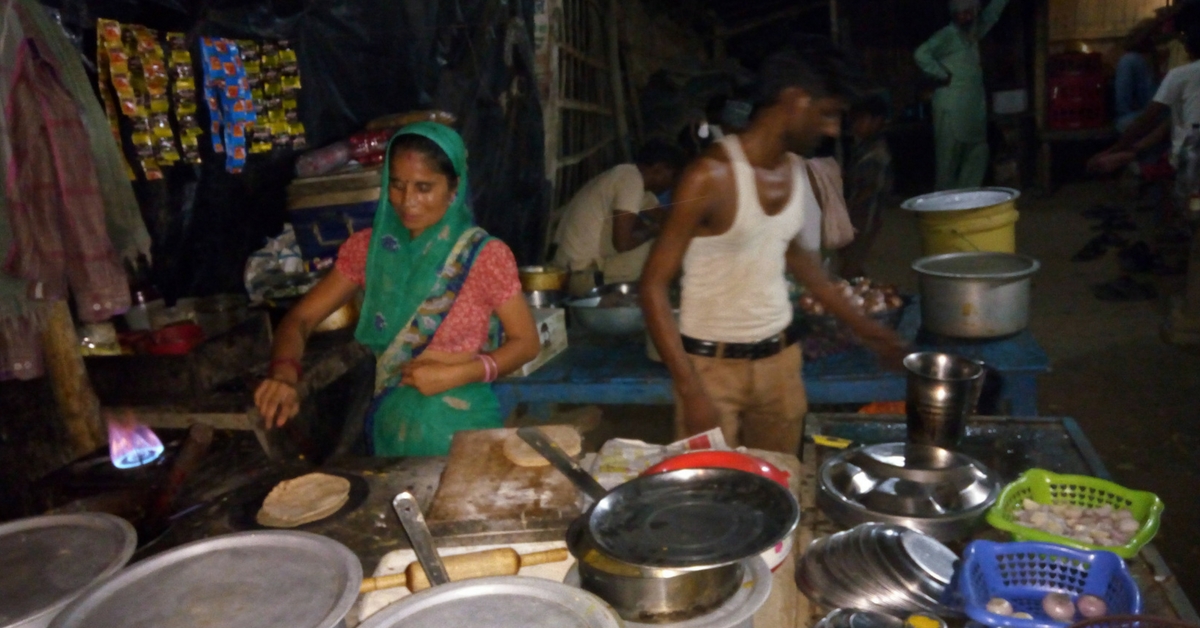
[911,252,1039,338]
[519,265,569,292]
[566,515,743,623]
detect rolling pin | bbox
[359,547,569,593]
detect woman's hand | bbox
[401,359,469,396]
[255,378,301,428]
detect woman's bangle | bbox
[478,354,498,383]
[269,357,303,381]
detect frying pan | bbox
[516,427,799,570]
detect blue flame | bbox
[108,421,164,469]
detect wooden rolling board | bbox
[425,428,582,540]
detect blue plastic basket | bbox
[959,541,1142,628]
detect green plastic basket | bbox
[985,468,1164,559]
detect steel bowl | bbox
[524,289,564,309]
[567,296,645,336]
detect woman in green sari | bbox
[254,123,540,456]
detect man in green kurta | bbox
[914,0,1012,190]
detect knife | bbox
[516,426,608,502]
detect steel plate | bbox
[900,187,1019,212]
[589,468,799,569]
[359,576,622,628]
[48,531,361,628]
[0,514,135,628]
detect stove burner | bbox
[107,417,164,469]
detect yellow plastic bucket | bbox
[901,188,1020,255]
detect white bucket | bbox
[565,555,772,628]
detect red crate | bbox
[1048,71,1107,130]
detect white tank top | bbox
[679,135,809,343]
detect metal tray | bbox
[358,576,622,628]
[0,513,136,628]
[48,531,361,628]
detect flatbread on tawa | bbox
[256,472,351,528]
[502,425,582,467]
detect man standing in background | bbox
[914,0,1012,190]
[553,140,686,284]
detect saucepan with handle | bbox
[517,427,799,623]
[357,492,621,628]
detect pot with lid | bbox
[516,427,799,623]
[0,513,136,628]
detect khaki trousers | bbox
[673,343,808,455]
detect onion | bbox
[1042,592,1076,622]
[986,598,1014,616]
[1077,595,1108,619]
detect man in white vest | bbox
[641,39,906,455]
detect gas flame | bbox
[106,411,164,469]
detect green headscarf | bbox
[354,122,473,354]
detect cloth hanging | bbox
[805,157,856,250]
[13,0,150,263]
[5,43,130,320]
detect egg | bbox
[986,598,1014,616]
[1042,592,1076,622]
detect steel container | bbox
[564,556,773,628]
[904,352,986,448]
[0,514,136,628]
[912,252,1039,338]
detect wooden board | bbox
[425,428,582,540]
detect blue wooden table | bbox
[493,304,1050,420]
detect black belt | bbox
[681,323,802,360]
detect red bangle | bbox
[269,357,303,380]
